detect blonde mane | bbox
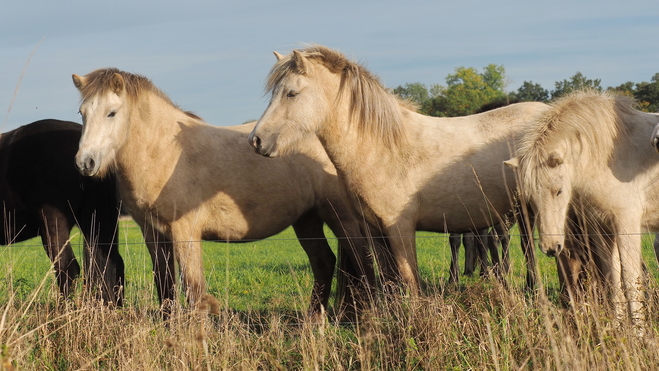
[266,45,408,149]
[77,68,201,120]
[518,90,637,191]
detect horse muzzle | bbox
[540,241,563,257]
[75,153,100,177]
[247,132,276,158]
[651,123,659,153]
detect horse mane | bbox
[78,68,185,112]
[518,90,637,191]
[266,45,409,151]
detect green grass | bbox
[3,220,659,370]
[3,219,658,312]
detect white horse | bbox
[71,68,375,316]
[248,45,548,293]
[506,90,659,326]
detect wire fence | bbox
[3,228,659,249]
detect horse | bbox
[247,45,548,294]
[449,224,510,284]
[0,119,123,305]
[71,68,374,317]
[505,90,659,326]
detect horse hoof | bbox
[197,294,221,315]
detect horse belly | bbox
[200,195,308,242]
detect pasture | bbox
[2,218,659,370]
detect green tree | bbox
[392,82,430,106]
[608,81,635,97]
[514,81,549,102]
[481,64,506,92]
[429,65,507,117]
[551,72,602,99]
[635,73,659,112]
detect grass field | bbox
[1,219,659,370]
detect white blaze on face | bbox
[534,152,571,256]
[76,91,126,176]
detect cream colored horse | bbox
[506,91,659,326]
[248,45,548,293]
[71,68,374,315]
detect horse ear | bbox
[504,157,519,169]
[110,73,125,95]
[547,152,564,168]
[292,50,310,75]
[273,51,284,61]
[72,74,86,89]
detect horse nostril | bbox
[252,135,262,150]
[86,157,95,171]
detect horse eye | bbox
[286,91,298,98]
[108,111,116,118]
[556,189,563,196]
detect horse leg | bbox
[616,223,645,328]
[80,210,124,306]
[448,233,461,284]
[79,182,124,306]
[463,233,476,276]
[322,215,376,320]
[364,224,398,291]
[517,204,537,291]
[603,240,626,324]
[556,232,588,308]
[291,212,337,318]
[385,221,420,295]
[39,207,79,299]
[494,223,511,275]
[170,225,217,312]
[142,224,177,311]
[484,227,500,277]
[474,229,489,278]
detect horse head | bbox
[72,69,131,178]
[506,149,572,257]
[249,49,335,158]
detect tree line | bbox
[393,65,659,117]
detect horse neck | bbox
[316,103,421,214]
[114,94,186,195]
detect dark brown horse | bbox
[1,119,124,305]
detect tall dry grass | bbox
[1,268,658,370]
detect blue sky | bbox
[1,0,658,132]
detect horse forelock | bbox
[518,90,637,194]
[266,45,409,152]
[78,68,179,110]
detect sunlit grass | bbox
[2,219,659,370]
